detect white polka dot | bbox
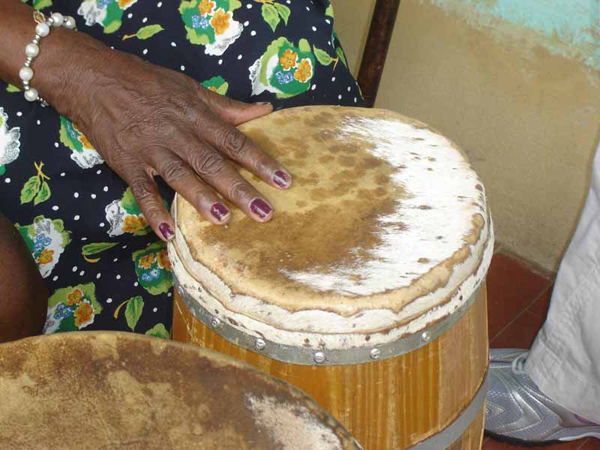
[312,26,317,31]
[354,97,358,103]
[251,30,257,36]
[113,258,118,262]
[96,169,102,175]
[16,111,22,117]
[143,49,148,55]
[244,21,249,26]
[96,273,101,279]
[338,94,342,100]
[4,178,10,183]
[171,42,177,47]
[157,1,162,7]
[52,205,59,211]
[74,215,80,221]
[116,274,121,280]
[54,142,59,148]
[103,186,108,192]
[36,119,41,125]
[122,245,127,249]
[110,46,115,50]
[99,222,105,227]
[218,59,223,65]
[328,40,332,46]
[311,84,317,91]
[134,282,139,287]
[246,3,252,8]
[348,86,351,92]
[81,237,87,241]
[142,17,148,23]
[91,194,96,199]
[79,270,85,276]
[326,19,331,24]
[106,298,113,304]
[237,54,243,60]
[60,172,66,177]
[52,275,58,281]
[180,65,186,71]
[153,307,158,312]
[306,6,310,10]
[167,292,172,297]
[72,266,78,272]
[332,77,336,82]
[127,13,132,18]
[286,0,291,3]
[73,192,79,198]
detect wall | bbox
[332,0,600,272]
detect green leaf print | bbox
[34,181,51,205]
[325,4,334,17]
[145,323,170,339]
[202,76,229,96]
[46,283,102,333]
[314,46,336,66]
[121,188,142,215]
[123,24,165,41]
[132,242,173,295]
[6,84,20,93]
[82,242,119,256]
[0,166,5,176]
[262,4,280,32]
[125,296,144,331]
[274,3,291,25]
[32,0,52,10]
[336,47,348,68]
[20,176,41,204]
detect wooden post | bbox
[357,0,401,108]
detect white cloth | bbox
[526,138,600,423]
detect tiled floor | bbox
[482,252,600,450]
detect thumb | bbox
[202,89,273,126]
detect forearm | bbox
[0,0,111,117]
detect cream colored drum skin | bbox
[170,106,493,449]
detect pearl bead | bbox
[19,66,34,81]
[50,13,64,27]
[64,16,76,29]
[24,88,39,102]
[25,43,39,57]
[35,22,50,37]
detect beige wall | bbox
[333,0,600,272]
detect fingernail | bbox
[273,170,291,189]
[210,203,230,222]
[159,222,175,241]
[250,198,272,219]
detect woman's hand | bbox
[62,50,291,241]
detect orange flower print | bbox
[67,289,84,306]
[294,59,313,83]
[118,0,136,8]
[138,253,156,269]
[123,215,146,233]
[279,49,298,71]
[254,0,274,3]
[198,0,215,16]
[73,123,94,149]
[157,250,172,271]
[74,301,94,328]
[211,9,231,36]
[37,249,54,265]
[208,86,218,92]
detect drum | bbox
[170,106,494,449]
[0,331,361,450]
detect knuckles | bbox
[158,158,190,184]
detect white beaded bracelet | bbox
[21,11,76,106]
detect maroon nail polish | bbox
[159,223,175,240]
[210,203,230,222]
[273,170,290,189]
[250,198,272,219]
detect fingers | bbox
[202,88,273,126]
[124,171,175,242]
[145,148,232,225]
[194,108,293,191]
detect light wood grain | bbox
[173,285,488,449]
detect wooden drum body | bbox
[170,107,494,449]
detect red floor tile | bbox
[528,286,553,319]
[483,437,590,449]
[490,311,546,348]
[579,439,600,449]
[486,254,551,340]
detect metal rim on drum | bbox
[175,275,482,366]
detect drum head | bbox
[0,332,361,450]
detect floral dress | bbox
[0,0,363,337]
